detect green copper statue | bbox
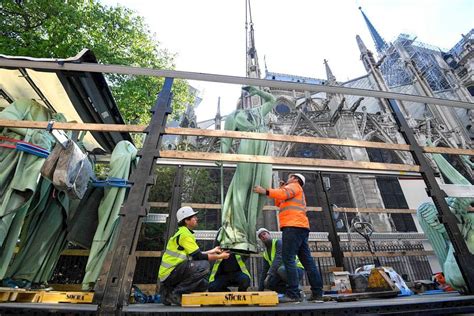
[218,86,276,253]
[417,152,474,292]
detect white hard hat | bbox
[176,206,199,222]
[257,227,270,237]
[290,173,306,186]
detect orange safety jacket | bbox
[268,182,309,229]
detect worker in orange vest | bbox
[254,173,324,303]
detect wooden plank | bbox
[61,249,90,256]
[423,146,474,156]
[181,291,278,307]
[166,127,411,151]
[159,150,421,173]
[0,119,473,156]
[0,119,146,132]
[147,202,416,214]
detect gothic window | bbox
[286,143,355,233]
[468,85,474,97]
[367,145,417,232]
[275,103,291,114]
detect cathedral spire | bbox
[359,7,388,54]
[323,59,337,84]
[245,0,261,79]
[356,35,377,72]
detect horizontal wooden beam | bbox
[1,119,472,156]
[167,127,411,151]
[159,150,421,173]
[1,58,473,109]
[148,202,417,214]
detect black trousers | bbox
[160,260,210,295]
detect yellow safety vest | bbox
[262,239,304,269]
[209,254,251,282]
[158,226,198,282]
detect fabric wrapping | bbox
[217,87,276,253]
[81,140,137,290]
[0,99,56,279]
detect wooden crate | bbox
[181,291,278,307]
[0,288,40,303]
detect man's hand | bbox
[210,246,222,254]
[219,251,231,260]
[253,185,266,195]
[264,274,271,288]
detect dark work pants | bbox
[208,271,250,292]
[282,227,323,298]
[265,265,304,294]
[160,260,210,296]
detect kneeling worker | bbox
[257,228,304,294]
[158,206,230,305]
[208,252,251,292]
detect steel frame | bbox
[1,59,474,313]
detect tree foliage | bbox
[0,0,192,122]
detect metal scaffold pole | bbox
[93,78,174,314]
[386,98,474,294]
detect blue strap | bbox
[91,177,131,188]
[16,143,50,158]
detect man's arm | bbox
[259,260,270,291]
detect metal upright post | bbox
[315,172,344,267]
[164,165,184,244]
[94,78,174,313]
[386,98,474,294]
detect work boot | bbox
[278,294,303,304]
[307,293,331,302]
[168,292,182,305]
[159,286,172,306]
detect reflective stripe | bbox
[284,189,291,199]
[280,205,306,212]
[286,187,296,198]
[160,261,174,269]
[209,259,222,282]
[164,249,188,260]
[287,197,305,205]
[236,255,251,278]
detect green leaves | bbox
[0,0,192,122]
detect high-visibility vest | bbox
[269,182,309,229]
[209,254,251,282]
[262,239,304,269]
[158,226,197,282]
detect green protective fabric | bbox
[5,177,80,283]
[217,87,276,253]
[82,140,137,290]
[67,186,104,249]
[417,151,474,292]
[0,99,57,279]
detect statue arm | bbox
[245,86,276,116]
[221,113,236,153]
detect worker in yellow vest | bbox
[208,252,251,292]
[257,228,304,294]
[158,206,230,305]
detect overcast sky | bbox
[100,0,473,122]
